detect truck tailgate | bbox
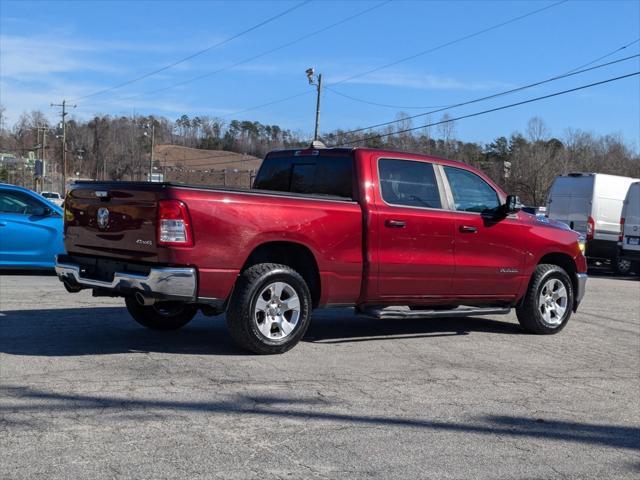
[65,183,164,261]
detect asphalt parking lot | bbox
[1,272,639,479]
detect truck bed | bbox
[64,181,364,305]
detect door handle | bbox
[459,225,477,233]
[385,219,406,228]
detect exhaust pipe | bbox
[135,292,156,306]
[63,280,83,293]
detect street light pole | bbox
[306,68,323,144]
[141,122,156,181]
[149,123,155,180]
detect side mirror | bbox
[504,195,522,214]
[31,206,53,217]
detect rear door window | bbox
[378,158,442,209]
[443,166,500,213]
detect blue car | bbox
[0,183,65,269]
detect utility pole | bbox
[31,125,49,192]
[306,68,323,145]
[51,100,76,194]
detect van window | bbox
[253,154,353,199]
[379,159,442,209]
[443,166,500,213]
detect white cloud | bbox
[0,34,129,82]
[335,70,512,91]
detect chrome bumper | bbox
[575,273,587,309]
[55,262,197,301]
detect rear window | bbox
[253,154,353,199]
[42,192,61,199]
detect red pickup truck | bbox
[56,147,587,354]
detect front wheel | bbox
[125,297,198,330]
[226,263,312,354]
[516,264,574,334]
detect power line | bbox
[333,72,640,146]
[219,91,312,119]
[325,38,640,112]
[335,53,639,135]
[325,85,446,109]
[71,1,311,102]
[566,37,640,73]
[216,0,568,120]
[331,0,568,87]
[84,1,391,107]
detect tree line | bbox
[0,106,638,206]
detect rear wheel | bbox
[614,256,633,275]
[226,263,312,354]
[516,264,574,334]
[125,297,198,330]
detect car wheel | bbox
[226,263,312,354]
[125,297,198,330]
[614,256,633,275]
[516,264,574,334]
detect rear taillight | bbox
[619,217,625,242]
[157,200,193,247]
[586,216,595,241]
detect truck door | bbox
[441,166,527,300]
[371,157,456,300]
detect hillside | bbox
[154,145,262,171]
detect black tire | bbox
[125,297,198,330]
[614,256,633,275]
[226,263,312,354]
[516,264,574,334]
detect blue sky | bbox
[1,0,639,149]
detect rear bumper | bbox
[585,239,617,261]
[618,248,640,262]
[55,258,197,301]
[574,272,587,311]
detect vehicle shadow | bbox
[0,269,56,276]
[2,386,638,451]
[0,306,522,356]
[305,309,522,344]
[0,307,238,357]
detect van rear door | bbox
[621,182,640,254]
[547,174,593,233]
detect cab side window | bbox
[0,190,45,215]
[443,166,500,213]
[379,159,442,209]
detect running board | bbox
[359,306,511,320]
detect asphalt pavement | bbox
[1,271,639,479]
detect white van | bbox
[618,181,640,272]
[547,173,639,272]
